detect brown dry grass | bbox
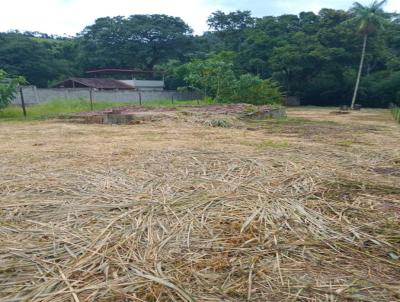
[0,107,399,301]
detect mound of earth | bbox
[73,103,286,124]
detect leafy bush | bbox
[207,119,231,128]
[392,107,400,123]
[184,53,236,99]
[360,71,400,107]
[0,70,24,110]
[225,74,285,105]
[183,54,285,105]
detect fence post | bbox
[33,86,40,103]
[89,88,94,111]
[171,95,174,105]
[139,92,142,105]
[19,87,27,117]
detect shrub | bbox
[207,119,231,128]
[0,70,25,110]
[226,74,285,105]
[392,107,400,123]
[182,54,285,105]
[361,71,400,107]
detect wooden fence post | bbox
[89,88,94,111]
[19,87,27,117]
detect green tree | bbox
[183,55,284,105]
[207,10,254,51]
[1,9,399,106]
[0,32,78,87]
[155,60,189,90]
[79,15,193,70]
[348,0,390,109]
[0,70,24,109]
[184,53,236,99]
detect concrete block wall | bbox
[12,86,203,106]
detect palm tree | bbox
[349,0,389,109]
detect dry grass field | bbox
[1,107,399,301]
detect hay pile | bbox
[1,114,400,301]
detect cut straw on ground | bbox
[0,107,399,301]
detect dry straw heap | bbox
[0,108,399,301]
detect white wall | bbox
[12,86,202,105]
[119,80,164,91]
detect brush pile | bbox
[73,103,286,124]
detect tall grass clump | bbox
[391,106,400,123]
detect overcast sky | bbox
[0,0,399,36]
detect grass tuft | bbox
[207,119,231,128]
[240,139,290,148]
[257,140,290,148]
[391,107,400,123]
[335,140,354,146]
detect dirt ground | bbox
[0,107,399,301]
[75,103,264,116]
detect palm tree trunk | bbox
[350,34,368,109]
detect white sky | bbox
[0,0,399,36]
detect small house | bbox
[53,78,136,90]
[53,69,165,91]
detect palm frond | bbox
[347,0,389,33]
[372,0,387,10]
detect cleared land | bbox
[0,107,399,301]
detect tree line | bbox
[0,2,399,107]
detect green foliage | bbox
[184,52,236,99]
[206,119,231,128]
[207,10,254,31]
[0,32,78,87]
[155,60,188,90]
[391,107,400,123]
[347,0,391,108]
[227,74,284,105]
[257,140,290,149]
[183,55,284,105]
[349,1,389,34]
[0,69,24,110]
[335,140,355,146]
[1,6,400,107]
[79,15,192,70]
[360,71,400,106]
[207,10,254,51]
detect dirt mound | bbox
[73,103,286,124]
